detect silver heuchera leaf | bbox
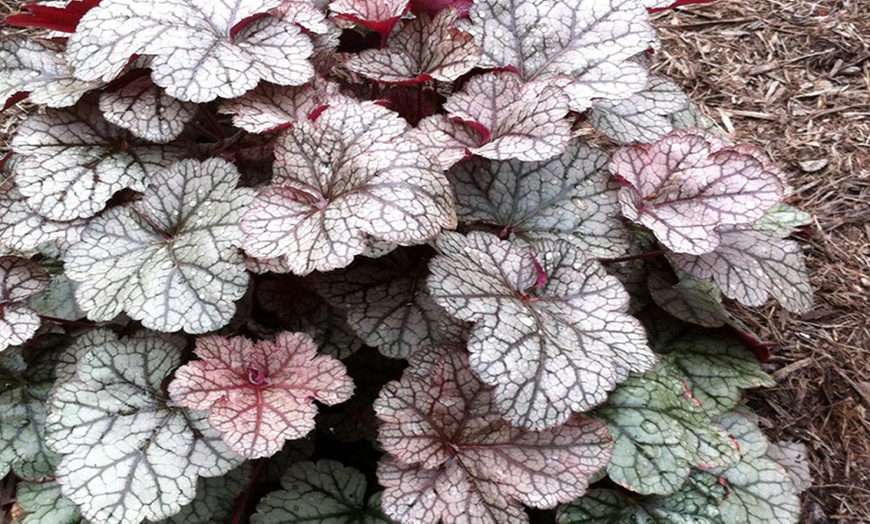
[612,128,784,255]
[766,441,812,493]
[466,0,657,111]
[218,78,344,133]
[427,232,654,429]
[375,348,613,524]
[242,100,456,275]
[14,480,87,524]
[0,349,61,481]
[11,100,184,220]
[0,180,87,253]
[67,0,315,103]
[593,368,739,495]
[437,72,573,162]
[314,247,445,359]
[448,141,629,257]
[252,460,390,523]
[25,274,84,322]
[152,463,253,524]
[64,158,254,333]
[346,9,480,84]
[99,76,198,142]
[589,76,691,143]
[45,329,243,524]
[0,257,50,352]
[670,206,813,313]
[647,271,730,328]
[0,37,101,108]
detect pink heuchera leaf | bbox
[0,37,102,109]
[466,0,657,111]
[427,232,654,429]
[375,348,613,524]
[413,72,572,166]
[241,100,456,275]
[271,0,332,34]
[2,0,100,33]
[346,9,481,84]
[330,0,409,42]
[98,75,197,142]
[670,205,813,313]
[67,0,315,103]
[410,0,471,16]
[169,332,354,459]
[0,256,50,352]
[612,128,785,255]
[218,78,346,134]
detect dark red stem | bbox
[40,315,102,328]
[229,459,267,524]
[598,249,666,264]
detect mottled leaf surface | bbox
[25,274,84,322]
[0,181,87,253]
[612,129,784,255]
[648,271,730,328]
[68,0,315,102]
[670,206,813,313]
[440,72,572,162]
[15,480,86,524]
[375,349,613,523]
[589,76,691,143]
[219,79,343,133]
[0,257,50,352]
[0,349,60,480]
[347,10,480,83]
[99,76,197,142]
[11,101,182,220]
[153,463,253,524]
[448,142,629,257]
[242,101,456,275]
[594,368,738,495]
[428,232,653,429]
[766,441,812,493]
[45,329,243,524]
[315,247,443,359]
[661,336,774,414]
[466,0,656,111]
[64,158,253,333]
[253,459,390,523]
[169,332,354,458]
[0,37,101,108]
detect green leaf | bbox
[661,337,774,414]
[14,480,87,524]
[252,459,390,523]
[648,272,728,328]
[594,369,738,495]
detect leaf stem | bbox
[39,315,102,328]
[229,459,267,524]
[598,249,666,264]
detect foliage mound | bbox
[0,0,812,522]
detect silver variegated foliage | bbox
[448,141,629,257]
[14,480,86,524]
[218,78,344,133]
[99,76,198,142]
[11,100,184,221]
[589,76,692,143]
[0,37,101,108]
[68,0,315,102]
[466,0,656,111]
[428,231,654,429]
[0,257,50,352]
[64,158,254,333]
[0,181,87,253]
[44,329,243,524]
[152,463,252,524]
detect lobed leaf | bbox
[448,141,629,257]
[242,100,456,275]
[98,76,198,142]
[64,158,253,333]
[45,329,243,524]
[0,37,101,108]
[0,257,50,352]
[593,368,739,495]
[330,0,409,40]
[346,9,480,84]
[428,231,654,429]
[375,348,613,523]
[466,0,656,111]
[67,0,315,102]
[0,180,88,253]
[647,271,730,328]
[314,247,445,359]
[10,100,184,221]
[589,76,691,143]
[670,206,813,313]
[252,459,390,523]
[168,332,354,458]
[612,128,784,255]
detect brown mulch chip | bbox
[653,0,870,521]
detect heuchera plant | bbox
[0,0,814,522]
